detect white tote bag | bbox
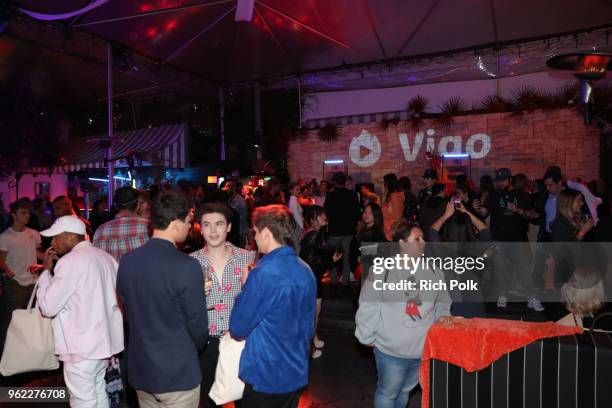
[0,281,59,376]
[209,333,246,405]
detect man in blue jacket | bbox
[117,189,208,407]
[230,204,316,408]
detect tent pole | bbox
[107,43,114,209]
[295,77,302,128]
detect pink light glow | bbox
[166,20,177,30]
[139,4,152,12]
[146,27,158,37]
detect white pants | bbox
[63,359,109,408]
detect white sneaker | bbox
[497,295,507,308]
[527,297,545,312]
[313,338,325,349]
[312,349,323,359]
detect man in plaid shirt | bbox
[190,202,256,408]
[93,187,150,262]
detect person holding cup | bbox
[190,203,256,408]
[552,189,595,242]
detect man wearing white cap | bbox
[36,216,124,407]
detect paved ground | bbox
[299,329,422,408]
[0,328,423,408]
[0,281,577,408]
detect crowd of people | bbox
[0,163,609,408]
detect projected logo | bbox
[348,128,491,167]
[349,130,382,167]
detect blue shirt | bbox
[230,246,316,393]
[545,194,557,233]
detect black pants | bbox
[199,337,222,408]
[241,383,302,408]
[120,322,139,408]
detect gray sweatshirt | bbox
[355,265,451,359]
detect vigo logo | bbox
[349,129,492,167]
[349,129,382,167]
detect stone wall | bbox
[287,108,599,194]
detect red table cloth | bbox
[419,317,582,408]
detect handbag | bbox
[0,280,59,376]
[105,355,124,408]
[209,333,246,405]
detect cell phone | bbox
[359,244,378,256]
[453,199,461,209]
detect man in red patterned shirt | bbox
[93,187,150,262]
[190,202,256,408]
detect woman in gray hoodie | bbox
[355,221,452,408]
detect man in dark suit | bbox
[117,189,208,407]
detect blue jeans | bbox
[373,348,420,408]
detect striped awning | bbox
[29,123,188,174]
[304,110,409,129]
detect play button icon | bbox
[350,129,381,167]
[359,145,371,159]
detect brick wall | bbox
[287,108,599,194]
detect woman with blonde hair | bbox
[557,266,604,328]
[552,189,594,242]
[548,189,597,289]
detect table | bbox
[420,318,612,408]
